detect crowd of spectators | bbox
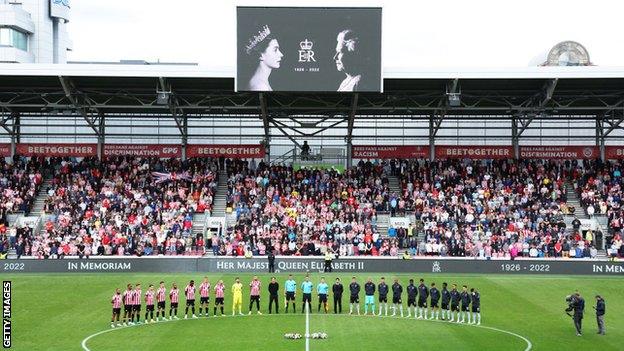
[0,157,47,257]
[391,158,600,259]
[12,157,217,258]
[220,158,400,257]
[571,159,623,257]
[2,155,622,260]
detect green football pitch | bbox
[4,273,622,351]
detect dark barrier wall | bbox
[2,258,624,275]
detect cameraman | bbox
[594,295,606,335]
[565,292,585,336]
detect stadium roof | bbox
[1,64,624,115]
[0,63,623,142]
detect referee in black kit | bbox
[332,278,343,314]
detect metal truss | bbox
[0,76,623,148]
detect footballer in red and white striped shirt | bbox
[214,280,225,316]
[184,280,197,319]
[199,277,211,317]
[169,283,180,319]
[111,288,122,328]
[122,284,134,326]
[144,284,156,323]
[249,276,262,315]
[132,283,142,324]
[156,281,167,321]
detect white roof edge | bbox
[1,63,624,79]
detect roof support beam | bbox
[58,75,101,135]
[259,93,270,145]
[346,93,358,142]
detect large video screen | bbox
[236,7,382,92]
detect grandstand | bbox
[3,4,624,351]
[0,64,622,260]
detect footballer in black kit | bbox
[406,279,417,317]
[460,285,472,323]
[377,277,389,316]
[450,284,460,322]
[470,288,481,325]
[392,278,404,317]
[441,282,451,320]
[429,282,440,320]
[417,279,429,319]
[349,277,361,315]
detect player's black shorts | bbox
[200,297,209,304]
[250,295,260,303]
[471,305,480,313]
[451,303,459,312]
[124,305,132,313]
[157,301,166,309]
[286,292,296,301]
[215,297,224,305]
[441,302,449,310]
[303,293,312,302]
[431,300,439,308]
[461,304,469,312]
[113,308,121,315]
[171,302,179,309]
[318,294,327,303]
[407,298,416,306]
[394,296,403,304]
[418,299,427,308]
[186,299,195,306]
[133,304,141,312]
[146,304,154,312]
[350,295,359,304]
[379,295,387,303]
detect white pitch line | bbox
[81,313,532,351]
[305,304,310,351]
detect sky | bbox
[67,0,623,68]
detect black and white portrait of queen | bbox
[333,29,363,92]
[244,25,283,91]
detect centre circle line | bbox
[81,313,532,351]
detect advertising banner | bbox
[519,146,598,159]
[16,143,97,157]
[0,143,10,157]
[103,144,182,158]
[388,217,412,228]
[186,144,265,158]
[605,146,624,159]
[435,145,513,159]
[2,257,624,276]
[236,7,382,92]
[352,145,429,159]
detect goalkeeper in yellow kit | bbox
[232,277,244,316]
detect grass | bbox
[5,273,623,351]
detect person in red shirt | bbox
[169,283,180,320]
[144,284,156,323]
[111,288,122,328]
[554,241,563,258]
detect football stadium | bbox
[1,1,624,350]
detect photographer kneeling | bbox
[565,292,585,336]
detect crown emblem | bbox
[245,25,271,54]
[299,39,313,50]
